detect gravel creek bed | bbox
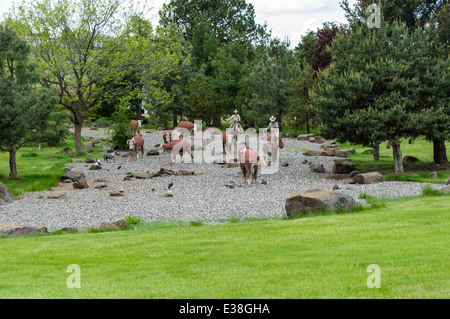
[0,128,444,231]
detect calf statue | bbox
[128,134,145,159]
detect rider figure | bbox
[267,116,279,141]
[227,109,241,131]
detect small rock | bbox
[109,192,124,197]
[311,164,325,173]
[59,147,74,154]
[403,156,420,163]
[89,165,102,170]
[446,176,450,185]
[73,180,89,189]
[439,186,450,194]
[86,157,96,163]
[333,184,340,190]
[164,192,174,197]
[36,224,48,233]
[60,227,78,232]
[47,193,67,199]
[430,172,438,179]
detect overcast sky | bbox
[0,0,358,47]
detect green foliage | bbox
[422,185,444,196]
[124,215,143,226]
[182,73,218,126]
[0,25,61,176]
[107,103,134,150]
[286,61,318,133]
[241,38,295,129]
[7,0,189,155]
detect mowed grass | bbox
[337,138,450,184]
[0,136,107,196]
[0,194,448,299]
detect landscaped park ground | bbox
[0,125,449,298]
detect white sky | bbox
[0,0,358,47]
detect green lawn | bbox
[0,136,107,196]
[337,138,450,184]
[0,193,448,298]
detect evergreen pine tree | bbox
[0,26,62,177]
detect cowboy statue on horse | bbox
[226,109,244,143]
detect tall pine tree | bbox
[311,21,423,173]
[0,26,63,177]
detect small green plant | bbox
[37,195,44,199]
[422,185,442,197]
[124,215,143,226]
[358,192,369,200]
[190,220,204,226]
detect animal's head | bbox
[257,155,268,168]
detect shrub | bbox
[124,215,143,226]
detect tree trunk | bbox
[172,112,178,128]
[392,141,404,173]
[373,143,380,161]
[136,105,142,121]
[9,148,18,177]
[212,114,222,127]
[433,138,448,165]
[74,120,83,157]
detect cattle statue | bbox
[159,135,194,163]
[128,134,145,159]
[237,145,266,184]
[130,120,142,135]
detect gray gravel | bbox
[0,128,443,230]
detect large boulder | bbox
[285,189,356,217]
[0,222,38,237]
[332,159,356,174]
[61,170,85,182]
[0,182,16,205]
[445,176,450,185]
